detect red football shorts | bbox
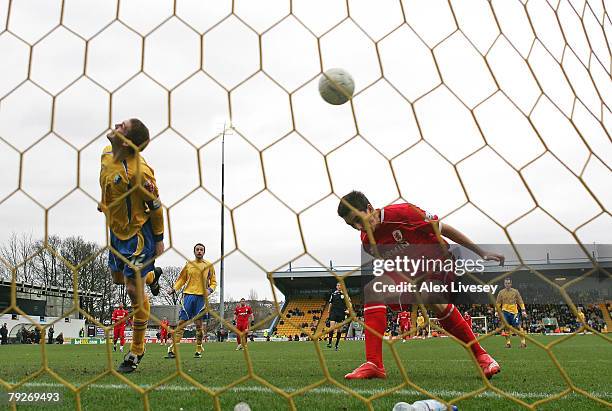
[113,326,125,340]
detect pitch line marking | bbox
[8,381,612,400]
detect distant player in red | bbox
[463,312,473,330]
[159,317,170,345]
[338,191,504,380]
[397,310,411,342]
[233,298,254,351]
[112,303,129,352]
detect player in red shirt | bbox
[338,191,504,380]
[112,303,130,352]
[397,310,411,342]
[159,317,170,345]
[463,311,473,331]
[233,298,254,351]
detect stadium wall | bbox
[0,314,85,339]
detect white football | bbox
[234,402,251,411]
[318,68,355,105]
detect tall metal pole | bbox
[219,126,226,322]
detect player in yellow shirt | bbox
[495,277,527,348]
[577,307,587,334]
[416,311,425,338]
[99,118,164,373]
[166,243,217,359]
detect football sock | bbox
[170,323,184,353]
[130,296,150,356]
[144,270,155,285]
[196,328,203,353]
[364,306,387,368]
[438,304,486,357]
[335,330,341,347]
[520,330,526,345]
[328,330,333,345]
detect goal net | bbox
[0,0,610,410]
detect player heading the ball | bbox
[338,190,504,380]
[100,118,165,373]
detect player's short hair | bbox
[240,298,246,301]
[337,190,371,218]
[126,118,150,153]
[504,277,512,282]
[194,243,205,253]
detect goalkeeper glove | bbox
[232,320,236,326]
[250,321,254,326]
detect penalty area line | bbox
[7,381,612,400]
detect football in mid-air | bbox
[318,68,355,105]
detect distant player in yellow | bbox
[166,243,217,359]
[416,311,425,338]
[496,277,527,348]
[99,119,164,373]
[577,307,587,334]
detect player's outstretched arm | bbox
[440,224,504,265]
[516,291,527,317]
[172,266,187,294]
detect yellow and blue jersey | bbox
[99,145,164,242]
[496,287,525,315]
[174,259,217,296]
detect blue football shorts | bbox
[503,311,520,328]
[109,219,156,278]
[179,294,209,321]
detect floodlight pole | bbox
[219,124,227,323]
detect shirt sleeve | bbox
[173,265,188,291]
[141,165,164,242]
[515,290,526,310]
[496,290,503,305]
[207,263,217,292]
[397,204,439,235]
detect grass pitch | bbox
[1,335,610,410]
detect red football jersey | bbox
[360,203,442,246]
[360,203,450,272]
[112,308,129,327]
[234,305,252,323]
[398,311,411,325]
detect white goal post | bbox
[427,316,487,337]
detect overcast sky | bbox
[0,0,610,300]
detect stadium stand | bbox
[275,298,327,338]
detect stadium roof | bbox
[0,279,103,298]
[271,255,612,299]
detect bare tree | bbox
[32,236,66,288]
[1,233,36,283]
[153,265,182,305]
[0,258,8,281]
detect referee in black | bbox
[326,282,348,351]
